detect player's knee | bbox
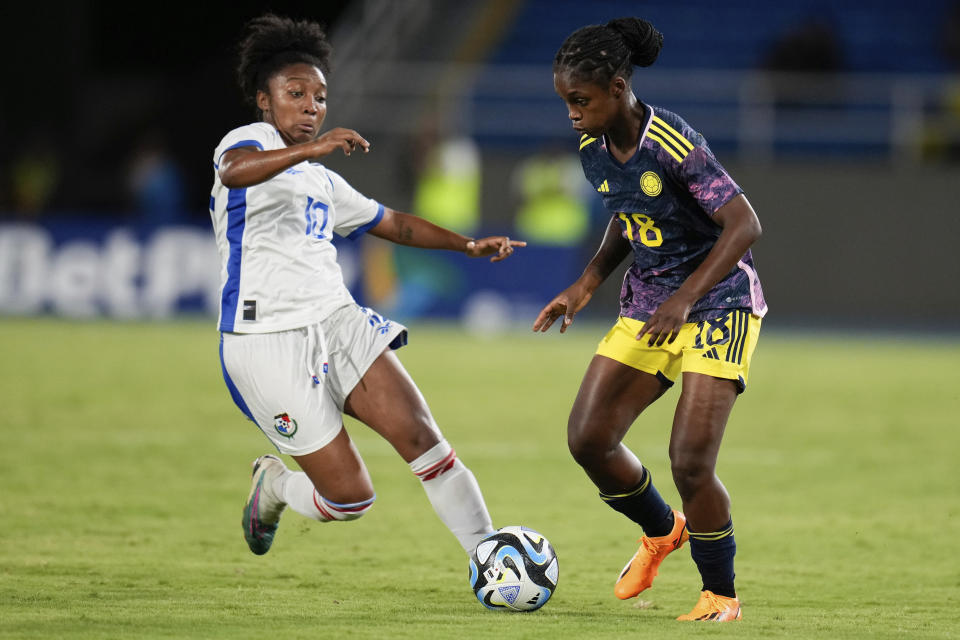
[669,454,713,500]
[567,423,616,469]
[317,494,375,521]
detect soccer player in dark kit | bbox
[534,17,767,622]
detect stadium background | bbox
[2,0,958,330]
[2,3,959,638]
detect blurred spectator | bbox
[511,150,590,245]
[412,135,481,234]
[368,134,481,319]
[924,0,960,161]
[128,132,186,225]
[943,0,960,67]
[10,134,61,219]
[762,16,846,111]
[763,17,844,73]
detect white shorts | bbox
[219,304,408,456]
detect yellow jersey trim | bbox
[647,132,685,163]
[649,123,690,160]
[652,116,694,150]
[579,135,598,151]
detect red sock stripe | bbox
[416,450,457,482]
[312,491,336,521]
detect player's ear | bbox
[610,76,626,100]
[611,77,627,99]
[256,90,271,114]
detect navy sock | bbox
[688,519,736,598]
[599,467,674,537]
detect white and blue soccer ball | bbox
[469,526,559,611]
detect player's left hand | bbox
[636,293,694,346]
[465,237,527,262]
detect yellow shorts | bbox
[595,310,762,393]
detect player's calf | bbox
[279,469,375,522]
[410,438,495,553]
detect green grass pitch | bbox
[1,318,957,639]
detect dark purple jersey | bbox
[578,104,767,322]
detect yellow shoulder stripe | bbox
[652,116,694,150]
[579,136,598,151]
[649,124,689,161]
[647,132,685,163]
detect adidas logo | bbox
[597,180,610,193]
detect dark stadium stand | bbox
[489,0,954,72]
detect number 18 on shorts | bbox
[596,310,761,392]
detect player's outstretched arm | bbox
[219,128,370,188]
[368,208,526,262]
[533,216,631,333]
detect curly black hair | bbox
[554,17,663,86]
[236,13,333,112]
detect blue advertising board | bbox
[0,221,590,328]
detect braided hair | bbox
[236,14,333,114]
[553,17,663,85]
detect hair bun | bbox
[606,17,663,68]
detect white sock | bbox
[410,439,495,553]
[277,471,374,522]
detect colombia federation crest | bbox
[640,171,662,196]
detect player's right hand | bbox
[533,283,593,334]
[312,127,370,157]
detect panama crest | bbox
[273,412,298,438]
[640,171,662,197]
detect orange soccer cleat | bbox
[676,590,742,622]
[614,509,689,599]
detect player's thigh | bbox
[669,372,738,468]
[569,354,669,449]
[343,348,441,463]
[669,310,761,465]
[572,317,679,443]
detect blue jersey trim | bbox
[345,203,385,240]
[209,195,215,211]
[218,139,264,164]
[224,139,264,152]
[220,187,247,331]
[219,334,257,424]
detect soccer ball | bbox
[468,526,558,611]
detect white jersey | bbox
[210,122,383,333]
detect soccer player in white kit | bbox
[211,14,525,560]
